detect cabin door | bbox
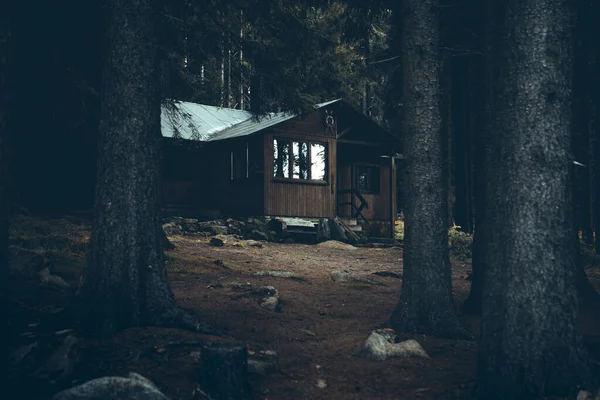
[336,159,354,218]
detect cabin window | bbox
[273,139,327,182]
[355,165,380,193]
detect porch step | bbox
[339,218,358,226]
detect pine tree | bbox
[387,0,470,339]
[476,0,592,396]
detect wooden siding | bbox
[263,110,337,217]
[336,157,394,222]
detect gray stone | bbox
[39,268,71,289]
[247,359,277,376]
[245,240,263,248]
[356,330,429,361]
[260,296,279,311]
[52,372,169,400]
[330,270,382,285]
[162,222,182,236]
[316,218,331,242]
[253,270,305,281]
[36,335,81,381]
[318,240,357,250]
[251,229,269,241]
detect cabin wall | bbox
[208,136,264,216]
[263,111,337,218]
[337,162,392,221]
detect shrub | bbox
[448,224,473,261]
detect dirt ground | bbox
[7,216,600,400]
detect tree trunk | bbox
[592,0,600,255]
[0,2,12,390]
[476,0,592,397]
[461,0,487,316]
[387,0,470,340]
[77,0,198,338]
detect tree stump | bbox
[199,343,250,400]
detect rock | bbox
[227,281,253,291]
[356,330,429,361]
[36,335,81,381]
[329,219,348,242]
[316,218,331,242]
[251,229,269,241]
[8,245,49,280]
[247,359,277,376]
[244,240,263,248]
[316,379,327,389]
[52,372,169,400]
[162,222,182,236]
[209,237,224,247]
[10,341,39,366]
[260,296,280,311]
[577,390,600,400]
[330,270,380,285]
[259,286,280,311]
[266,219,284,239]
[318,240,357,250]
[254,270,305,281]
[226,218,246,236]
[39,268,71,289]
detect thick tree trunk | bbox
[476,0,592,397]
[388,0,470,340]
[0,2,12,390]
[592,0,600,255]
[461,0,488,316]
[77,0,198,337]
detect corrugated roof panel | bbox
[161,101,253,141]
[207,98,342,142]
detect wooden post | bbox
[199,343,250,400]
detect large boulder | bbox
[52,372,169,400]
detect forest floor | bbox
[7,215,600,400]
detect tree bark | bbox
[77,0,199,337]
[387,0,470,340]
[0,1,12,390]
[461,0,488,316]
[476,0,592,397]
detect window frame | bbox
[353,163,381,194]
[272,137,329,185]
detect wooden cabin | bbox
[160,99,401,237]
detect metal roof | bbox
[207,98,341,142]
[160,98,342,142]
[161,101,253,141]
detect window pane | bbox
[293,142,308,179]
[273,139,290,178]
[310,143,326,180]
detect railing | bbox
[337,189,369,224]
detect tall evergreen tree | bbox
[476,0,592,397]
[0,0,12,387]
[77,0,202,337]
[387,0,470,339]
